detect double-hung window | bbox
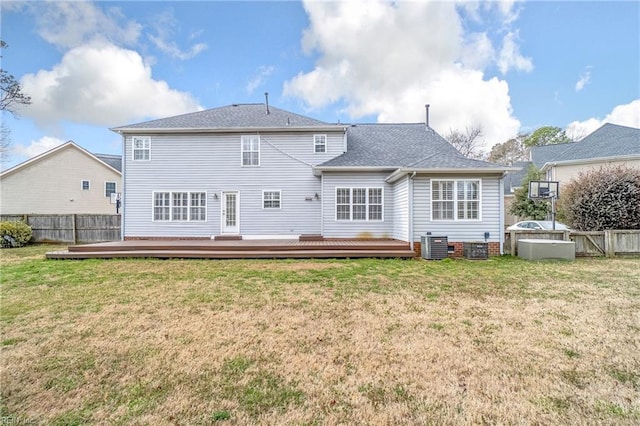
[263,191,281,209]
[132,136,151,161]
[153,191,207,221]
[105,182,116,198]
[81,180,90,190]
[241,135,260,166]
[335,187,383,221]
[431,179,480,221]
[314,134,327,153]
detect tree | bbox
[523,126,572,147]
[560,166,640,231]
[508,164,550,219]
[445,124,486,160]
[488,134,529,165]
[1,40,32,163]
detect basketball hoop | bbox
[528,180,560,230]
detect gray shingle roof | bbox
[95,154,122,172]
[319,123,504,170]
[531,123,640,168]
[502,161,532,194]
[112,103,331,130]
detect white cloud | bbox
[11,136,67,159]
[284,0,522,149]
[147,10,208,60]
[33,1,141,49]
[497,31,533,74]
[566,99,640,139]
[18,41,202,128]
[246,66,275,94]
[575,66,592,92]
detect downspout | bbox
[409,171,416,251]
[320,173,324,236]
[499,173,505,254]
[120,133,126,241]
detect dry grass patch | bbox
[1,248,639,424]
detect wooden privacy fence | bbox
[505,229,640,257]
[1,214,121,244]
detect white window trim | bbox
[152,191,208,222]
[262,190,282,209]
[105,181,117,198]
[241,135,260,167]
[334,187,384,222]
[430,179,482,222]
[314,134,327,154]
[81,180,90,190]
[132,136,151,161]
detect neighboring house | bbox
[502,161,532,226]
[531,123,640,187]
[0,141,122,215]
[111,103,515,255]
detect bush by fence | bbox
[0,214,120,244]
[0,220,33,248]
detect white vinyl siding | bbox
[431,179,480,221]
[314,134,327,153]
[153,191,206,222]
[241,135,260,166]
[335,187,383,221]
[133,136,151,161]
[263,190,281,209]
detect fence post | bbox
[510,230,516,256]
[604,230,615,258]
[72,214,77,244]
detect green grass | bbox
[1,245,639,424]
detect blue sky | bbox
[1,0,639,170]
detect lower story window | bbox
[431,179,480,221]
[154,191,206,221]
[335,187,383,221]
[263,190,281,209]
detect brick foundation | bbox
[413,241,501,258]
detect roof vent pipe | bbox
[265,92,270,115]
[425,104,430,129]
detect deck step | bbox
[214,235,243,241]
[47,249,416,260]
[299,234,324,241]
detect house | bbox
[111,103,516,255]
[532,123,640,186]
[0,141,122,215]
[502,160,532,226]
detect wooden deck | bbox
[46,239,416,260]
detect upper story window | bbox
[314,134,327,153]
[335,187,383,221]
[105,182,116,198]
[263,190,281,209]
[241,135,260,166]
[431,179,480,221]
[132,136,151,161]
[81,180,90,190]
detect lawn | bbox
[1,245,639,425]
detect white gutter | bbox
[539,153,640,172]
[111,126,347,134]
[384,166,520,183]
[408,172,416,251]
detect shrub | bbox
[560,166,640,231]
[0,221,33,248]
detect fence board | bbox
[1,214,121,243]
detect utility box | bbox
[463,241,488,260]
[517,239,575,261]
[421,235,448,260]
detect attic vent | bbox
[232,104,239,107]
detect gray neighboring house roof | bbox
[95,154,122,172]
[317,123,510,173]
[111,103,336,131]
[531,123,640,169]
[502,161,532,195]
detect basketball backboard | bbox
[529,181,559,199]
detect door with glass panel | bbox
[221,192,239,234]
